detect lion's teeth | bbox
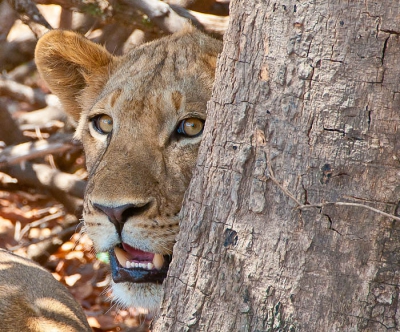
[115,246,130,266]
[118,249,159,270]
[153,254,164,270]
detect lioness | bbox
[35,26,222,311]
[0,249,91,331]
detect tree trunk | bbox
[153,1,400,331]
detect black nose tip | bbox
[93,202,151,235]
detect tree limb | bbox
[122,0,189,33]
[35,0,227,36]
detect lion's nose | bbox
[93,202,151,235]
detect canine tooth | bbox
[147,263,154,270]
[153,254,164,270]
[114,247,129,266]
[126,261,131,268]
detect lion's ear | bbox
[35,30,115,121]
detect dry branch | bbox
[0,134,77,167]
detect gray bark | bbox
[153,1,400,331]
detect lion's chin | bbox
[108,244,171,311]
[111,281,163,312]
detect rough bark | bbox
[153,1,400,331]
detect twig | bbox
[17,211,65,241]
[9,225,77,251]
[298,202,400,222]
[267,161,302,206]
[267,156,400,222]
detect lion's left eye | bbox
[176,118,204,137]
[91,114,113,135]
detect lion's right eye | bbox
[91,114,113,134]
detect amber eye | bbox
[91,114,113,134]
[177,118,204,137]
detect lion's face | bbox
[35,27,222,310]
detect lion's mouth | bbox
[109,243,171,284]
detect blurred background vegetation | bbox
[0,0,228,330]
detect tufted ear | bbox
[35,30,115,121]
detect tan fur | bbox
[0,249,91,332]
[35,27,222,310]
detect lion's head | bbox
[35,26,222,311]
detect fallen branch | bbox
[4,162,86,199]
[0,134,77,167]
